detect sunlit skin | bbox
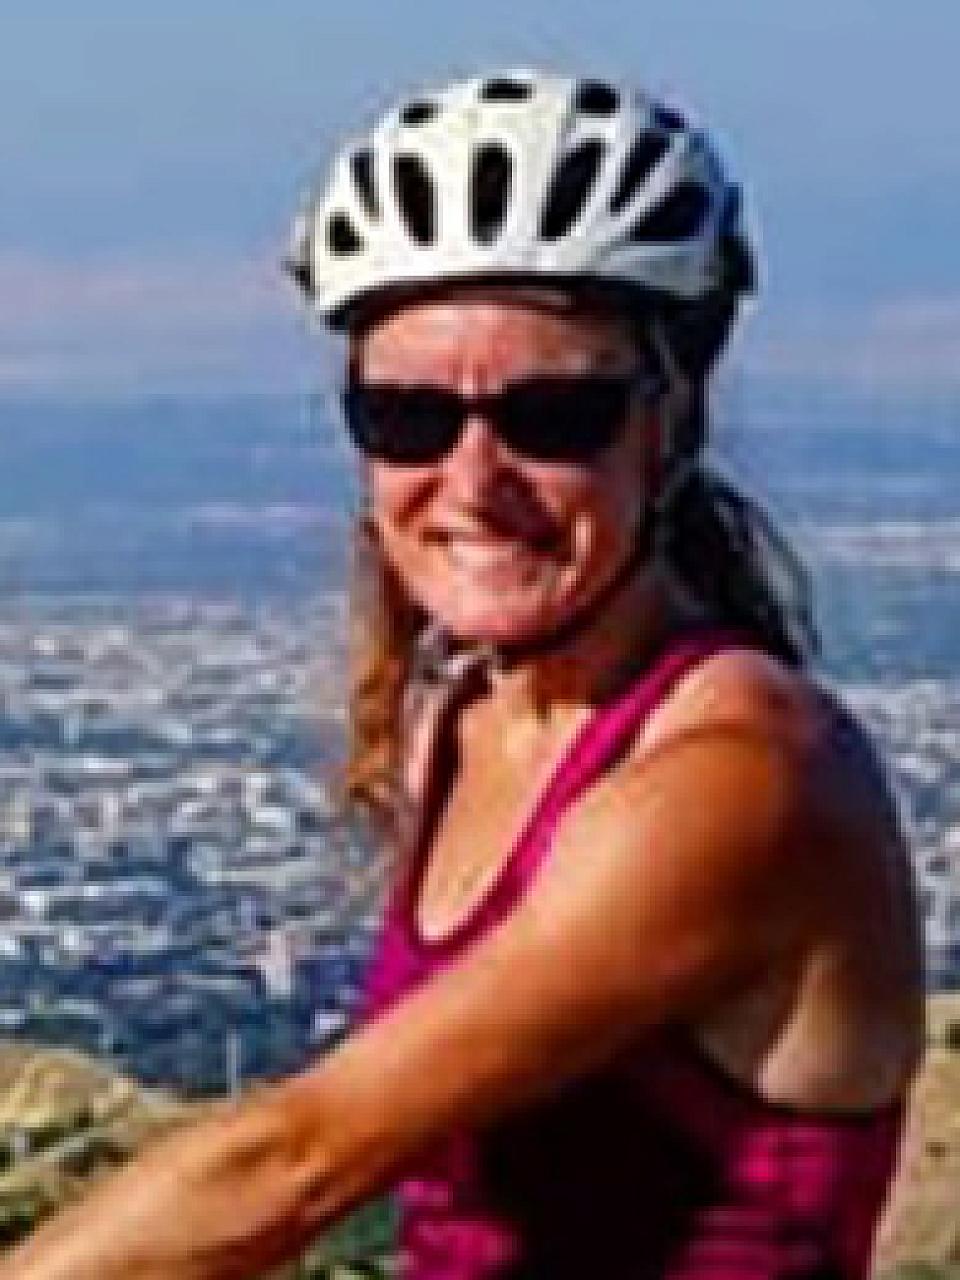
[0,294,925,1280]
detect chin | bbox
[421,558,606,646]
[430,595,570,649]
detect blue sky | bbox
[2,1,958,395]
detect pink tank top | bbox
[361,626,906,1279]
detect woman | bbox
[3,69,924,1279]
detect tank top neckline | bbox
[402,621,752,955]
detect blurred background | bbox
[0,3,957,1273]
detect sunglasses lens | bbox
[343,375,649,464]
[343,386,461,464]
[499,380,634,461]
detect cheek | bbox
[573,486,635,563]
[627,409,664,497]
[578,441,652,534]
[565,427,662,561]
[366,465,427,540]
[532,474,632,588]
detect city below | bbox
[0,594,383,1094]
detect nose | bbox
[439,409,510,506]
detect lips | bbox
[443,536,529,572]
[432,520,558,548]
[431,525,560,580]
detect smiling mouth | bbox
[438,532,556,573]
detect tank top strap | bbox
[510,624,756,883]
[370,622,760,971]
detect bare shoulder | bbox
[639,644,831,758]
[550,643,899,902]
[600,642,911,912]
[638,643,901,832]
[551,648,831,898]
[527,645,909,1019]
[528,649,832,1007]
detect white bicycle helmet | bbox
[286,68,753,346]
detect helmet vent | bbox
[327,212,364,257]
[629,182,710,242]
[351,149,380,220]
[652,104,687,133]
[609,132,671,214]
[470,143,513,245]
[720,185,741,234]
[394,153,436,245]
[479,77,532,103]
[539,139,607,241]
[717,187,754,292]
[400,100,439,126]
[573,80,619,116]
[283,247,312,293]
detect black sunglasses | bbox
[340,370,666,466]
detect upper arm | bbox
[291,658,831,1210]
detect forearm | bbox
[0,1080,353,1280]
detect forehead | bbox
[352,288,638,378]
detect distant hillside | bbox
[874,997,960,1276]
[0,1040,190,1247]
[0,1040,396,1277]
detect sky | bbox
[1,1,958,397]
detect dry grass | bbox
[873,997,960,1276]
